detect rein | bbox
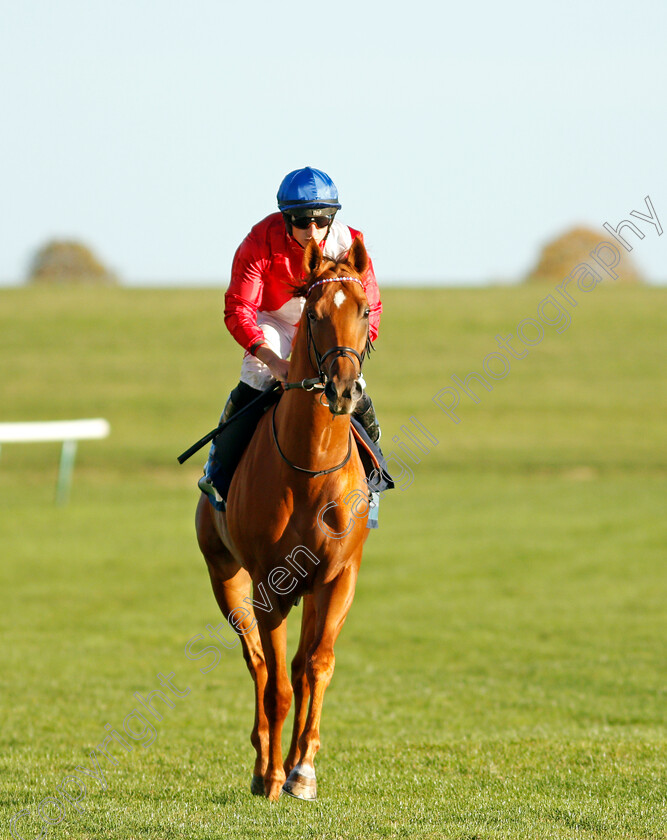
[271,405,353,477]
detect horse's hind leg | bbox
[195,497,269,795]
[284,593,316,777]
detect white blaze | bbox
[333,289,346,309]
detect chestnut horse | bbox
[195,236,374,801]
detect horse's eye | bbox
[363,308,370,318]
[307,310,317,321]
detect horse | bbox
[195,235,375,801]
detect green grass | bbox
[1,283,665,839]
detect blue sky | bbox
[1,0,665,285]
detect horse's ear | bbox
[347,236,369,278]
[303,240,323,277]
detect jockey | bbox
[198,166,383,503]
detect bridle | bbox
[273,275,374,477]
[307,275,373,384]
[282,275,374,392]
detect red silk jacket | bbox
[224,212,382,354]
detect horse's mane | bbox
[290,237,369,299]
[290,257,340,299]
[290,257,366,297]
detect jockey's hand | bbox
[268,358,290,384]
[254,346,290,384]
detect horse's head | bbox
[294,237,372,416]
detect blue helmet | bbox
[277,167,341,212]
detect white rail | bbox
[0,418,110,504]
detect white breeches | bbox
[239,310,299,390]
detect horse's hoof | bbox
[250,774,265,796]
[281,764,317,801]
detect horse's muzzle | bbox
[324,378,363,415]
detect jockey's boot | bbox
[353,392,382,445]
[353,393,389,522]
[197,381,262,507]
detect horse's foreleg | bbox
[256,611,292,801]
[284,593,316,776]
[196,499,269,793]
[283,563,359,801]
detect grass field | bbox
[1,283,665,839]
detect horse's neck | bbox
[276,321,350,469]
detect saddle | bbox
[201,387,394,521]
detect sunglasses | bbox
[290,214,334,230]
